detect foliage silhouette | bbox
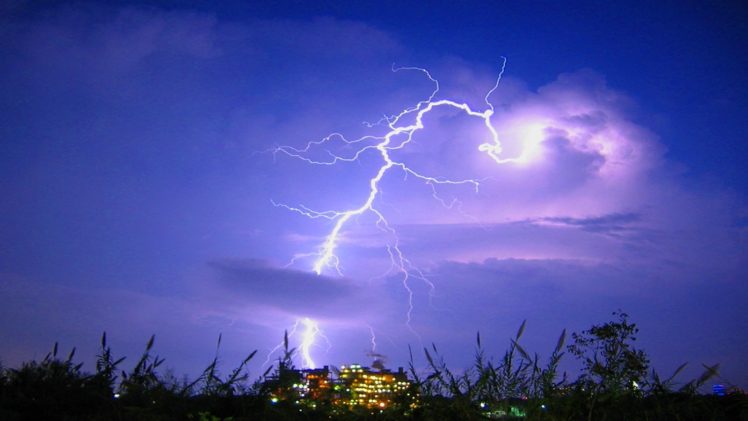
[0,313,745,420]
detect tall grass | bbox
[0,314,744,420]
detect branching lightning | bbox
[272,58,519,330]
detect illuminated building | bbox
[335,364,415,410]
[267,362,417,411]
[268,365,332,406]
[302,367,332,401]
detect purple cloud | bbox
[0,3,745,388]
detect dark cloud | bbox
[408,256,748,386]
[532,213,641,237]
[0,274,235,378]
[248,16,403,59]
[5,6,220,89]
[386,215,641,265]
[206,259,379,320]
[1,1,746,389]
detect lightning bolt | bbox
[262,319,301,369]
[299,317,320,369]
[368,325,377,352]
[273,58,517,328]
[263,317,329,369]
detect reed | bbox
[0,313,743,420]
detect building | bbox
[335,364,415,410]
[266,362,417,411]
[302,367,332,401]
[267,365,332,406]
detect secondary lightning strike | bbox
[299,317,320,369]
[273,58,517,327]
[368,325,377,352]
[263,317,327,369]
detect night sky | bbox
[1,1,746,388]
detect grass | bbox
[0,313,745,420]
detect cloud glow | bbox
[1,2,745,388]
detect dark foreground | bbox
[2,313,747,420]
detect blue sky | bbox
[1,1,746,388]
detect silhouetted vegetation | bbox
[1,312,745,420]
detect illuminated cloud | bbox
[0,2,745,387]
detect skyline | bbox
[0,1,746,388]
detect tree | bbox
[568,311,649,395]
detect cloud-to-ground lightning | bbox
[263,317,329,369]
[368,325,377,352]
[272,58,522,328]
[299,317,320,369]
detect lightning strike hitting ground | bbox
[368,325,377,352]
[272,58,520,329]
[299,317,320,369]
[262,317,328,369]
